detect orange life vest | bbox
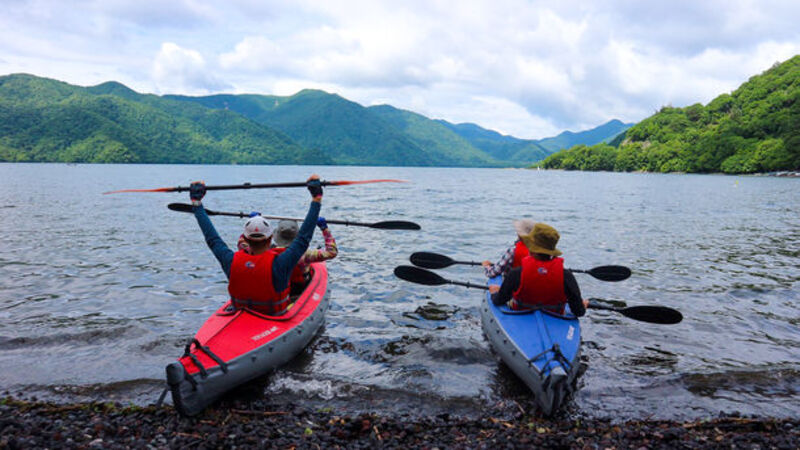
[228,249,290,314]
[511,240,529,269]
[512,256,567,313]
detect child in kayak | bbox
[271,217,338,296]
[488,223,588,316]
[482,219,536,277]
[188,175,323,315]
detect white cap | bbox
[243,216,273,241]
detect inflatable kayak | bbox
[166,262,329,416]
[480,275,581,415]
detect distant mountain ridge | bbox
[1,73,630,166]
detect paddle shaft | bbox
[393,266,680,324]
[104,179,405,194]
[167,203,419,230]
[409,251,630,281]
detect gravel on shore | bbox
[1,397,797,449]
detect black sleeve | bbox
[491,267,521,305]
[564,269,585,317]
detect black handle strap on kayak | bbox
[528,343,572,373]
[182,338,229,377]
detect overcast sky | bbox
[2,1,799,139]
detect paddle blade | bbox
[327,179,406,186]
[409,252,453,269]
[587,265,632,282]
[620,306,683,324]
[370,221,421,230]
[103,187,175,194]
[168,203,194,213]
[394,266,448,286]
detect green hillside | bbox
[437,121,552,164]
[0,74,324,164]
[367,105,500,166]
[542,56,800,173]
[172,90,466,166]
[537,119,633,152]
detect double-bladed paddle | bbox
[409,251,631,282]
[167,203,420,230]
[104,178,406,195]
[393,265,682,324]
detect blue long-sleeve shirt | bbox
[193,201,321,292]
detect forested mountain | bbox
[436,121,552,164]
[170,90,440,166]
[536,119,633,152]
[1,73,629,166]
[542,56,800,173]
[0,74,320,164]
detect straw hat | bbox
[520,223,562,256]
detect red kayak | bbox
[166,262,329,416]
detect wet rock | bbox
[0,396,798,449]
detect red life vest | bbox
[511,240,529,269]
[271,247,307,285]
[228,249,290,314]
[512,256,567,313]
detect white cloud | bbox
[152,42,230,93]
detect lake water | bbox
[0,163,798,421]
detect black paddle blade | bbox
[168,203,194,213]
[409,252,453,269]
[371,221,421,230]
[394,265,448,286]
[620,306,683,324]
[587,265,632,282]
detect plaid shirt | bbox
[484,240,519,278]
[297,228,338,273]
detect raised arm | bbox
[271,175,322,291]
[190,182,234,278]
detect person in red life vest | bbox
[271,218,338,296]
[481,219,536,277]
[488,223,588,316]
[189,174,323,315]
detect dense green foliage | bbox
[542,56,800,173]
[0,74,322,164]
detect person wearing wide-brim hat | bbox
[482,219,537,278]
[488,223,588,316]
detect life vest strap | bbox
[231,295,290,314]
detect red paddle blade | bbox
[326,179,407,185]
[103,187,176,194]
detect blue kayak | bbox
[480,275,582,415]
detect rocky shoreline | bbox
[1,397,797,449]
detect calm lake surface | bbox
[1,163,798,420]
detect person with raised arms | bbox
[188,174,323,315]
[488,223,588,316]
